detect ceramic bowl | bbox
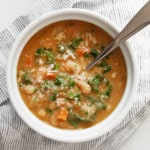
[6,9,138,143]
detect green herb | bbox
[75,113,95,122]
[55,76,64,86]
[68,92,74,99]
[84,53,89,58]
[73,94,81,101]
[68,92,81,101]
[86,96,107,110]
[57,43,66,53]
[68,110,95,124]
[47,53,54,64]
[49,92,57,101]
[100,83,112,100]
[95,101,107,110]
[98,61,112,73]
[86,96,99,104]
[89,74,104,92]
[101,102,107,109]
[85,112,89,116]
[69,38,83,50]
[35,47,46,56]
[103,65,112,73]
[90,48,100,58]
[68,78,75,87]
[99,61,108,67]
[46,108,53,115]
[32,97,39,102]
[104,84,112,97]
[42,80,53,90]
[35,47,54,64]
[53,63,59,70]
[33,88,38,94]
[68,119,78,128]
[22,71,32,84]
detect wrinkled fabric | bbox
[0,0,150,150]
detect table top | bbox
[0,0,150,149]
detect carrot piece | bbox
[57,109,68,121]
[46,72,57,80]
[25,55,33,66]
[76,48,89,56]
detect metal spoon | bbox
[86,0,150,70]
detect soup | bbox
[17,20,127,129]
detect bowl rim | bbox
[6,8,139,143]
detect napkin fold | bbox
[0,0,150,150]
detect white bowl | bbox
[6,9,138,143]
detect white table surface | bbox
[0,0,150,149]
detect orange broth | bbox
[17,20,127,129]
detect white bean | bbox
[35,67,46,83]
[38,109,46,117]
[76,80,91,94]
[64,60,80,74]
[24,85,35,94]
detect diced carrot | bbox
[57,109,68,121]
[76,48,89,56]
[25,55,33,66]
[46,72,57,80]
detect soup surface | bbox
[17,20,127,129]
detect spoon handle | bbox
[86,0,150,70]
[116,0,150,43]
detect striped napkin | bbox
[0,0,150,149]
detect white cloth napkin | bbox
[0,0,150,149]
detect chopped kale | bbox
[75,113,95,122]
[73,94,81,101]
[33,88,38,94]
[68,78,75,87]
[22,71,32,84]
[86,96,99,104]
[89,74,104,92]
[68,92,81,101]
[46,108,53,115]
[68,92,74,99]
[103,65,112,73]
[68,119,78,128]
[104,84,112,97]
[57,43,67,53]
[90,48,100,58]
[68,111,94,123]
[69,38,83,50]
[85,95,107,111]
[49,92,57,101]
[84,53,90,58]
[42,80,53,90]
[32,97,39,102]
[35,47,54,64]
[95,101,107,110]
[100,83,112,100]
[53,63,59,70]
[97,61,112,73]
[35,47,46,56]
[54,76,64,86]
[98,61,108,67]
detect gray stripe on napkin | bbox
[0,0,150,150]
